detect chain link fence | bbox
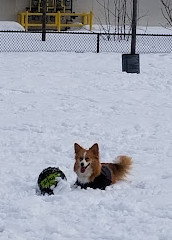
[0,31,172,53]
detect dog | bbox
[74,143,132,190]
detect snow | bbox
[76,24,172,34]
[1,21,172,34]
[0,21,25,31]
[0,25,172,239]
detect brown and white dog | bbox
[74,143,132,190]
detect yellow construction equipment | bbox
[18,0,93,31]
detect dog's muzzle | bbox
[80,163,90,173]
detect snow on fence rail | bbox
[0,31,172,53]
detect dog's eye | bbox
[85,157,89,161]
[80,157,83,161]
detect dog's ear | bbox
[74,143,83,154]
[89,143,99,156]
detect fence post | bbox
[97,33,100,53]
[57,11,61,32]
[55,12,58,31]
[83,13,87,25]
[25,11,28,31]
[89,11,93,31]
[21,13,25,29]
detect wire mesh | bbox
[0,31,172,53]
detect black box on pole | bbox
[122,54,140,74]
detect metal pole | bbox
[131,0,137,54]
[97,33,100,53]
[42,0,46,41]
[122,0,140,73]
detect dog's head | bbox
[74,143,101,183]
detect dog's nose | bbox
[81,162,84,167]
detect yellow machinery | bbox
[18,0,93,31]
[28,0,69,13]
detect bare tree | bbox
[161,0,172,27]
[95,0,132,40]
[95,0,148,39]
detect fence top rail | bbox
[19,12,90,17]
[0,30,172,37]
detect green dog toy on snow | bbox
[37,167,67,195]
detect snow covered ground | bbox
[0,51,172,240]
[0,21,25,31]
[80,24,172,34]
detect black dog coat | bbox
[75,165,112,190]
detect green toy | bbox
[37,167,67,195]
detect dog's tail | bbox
[105,156,132,183]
